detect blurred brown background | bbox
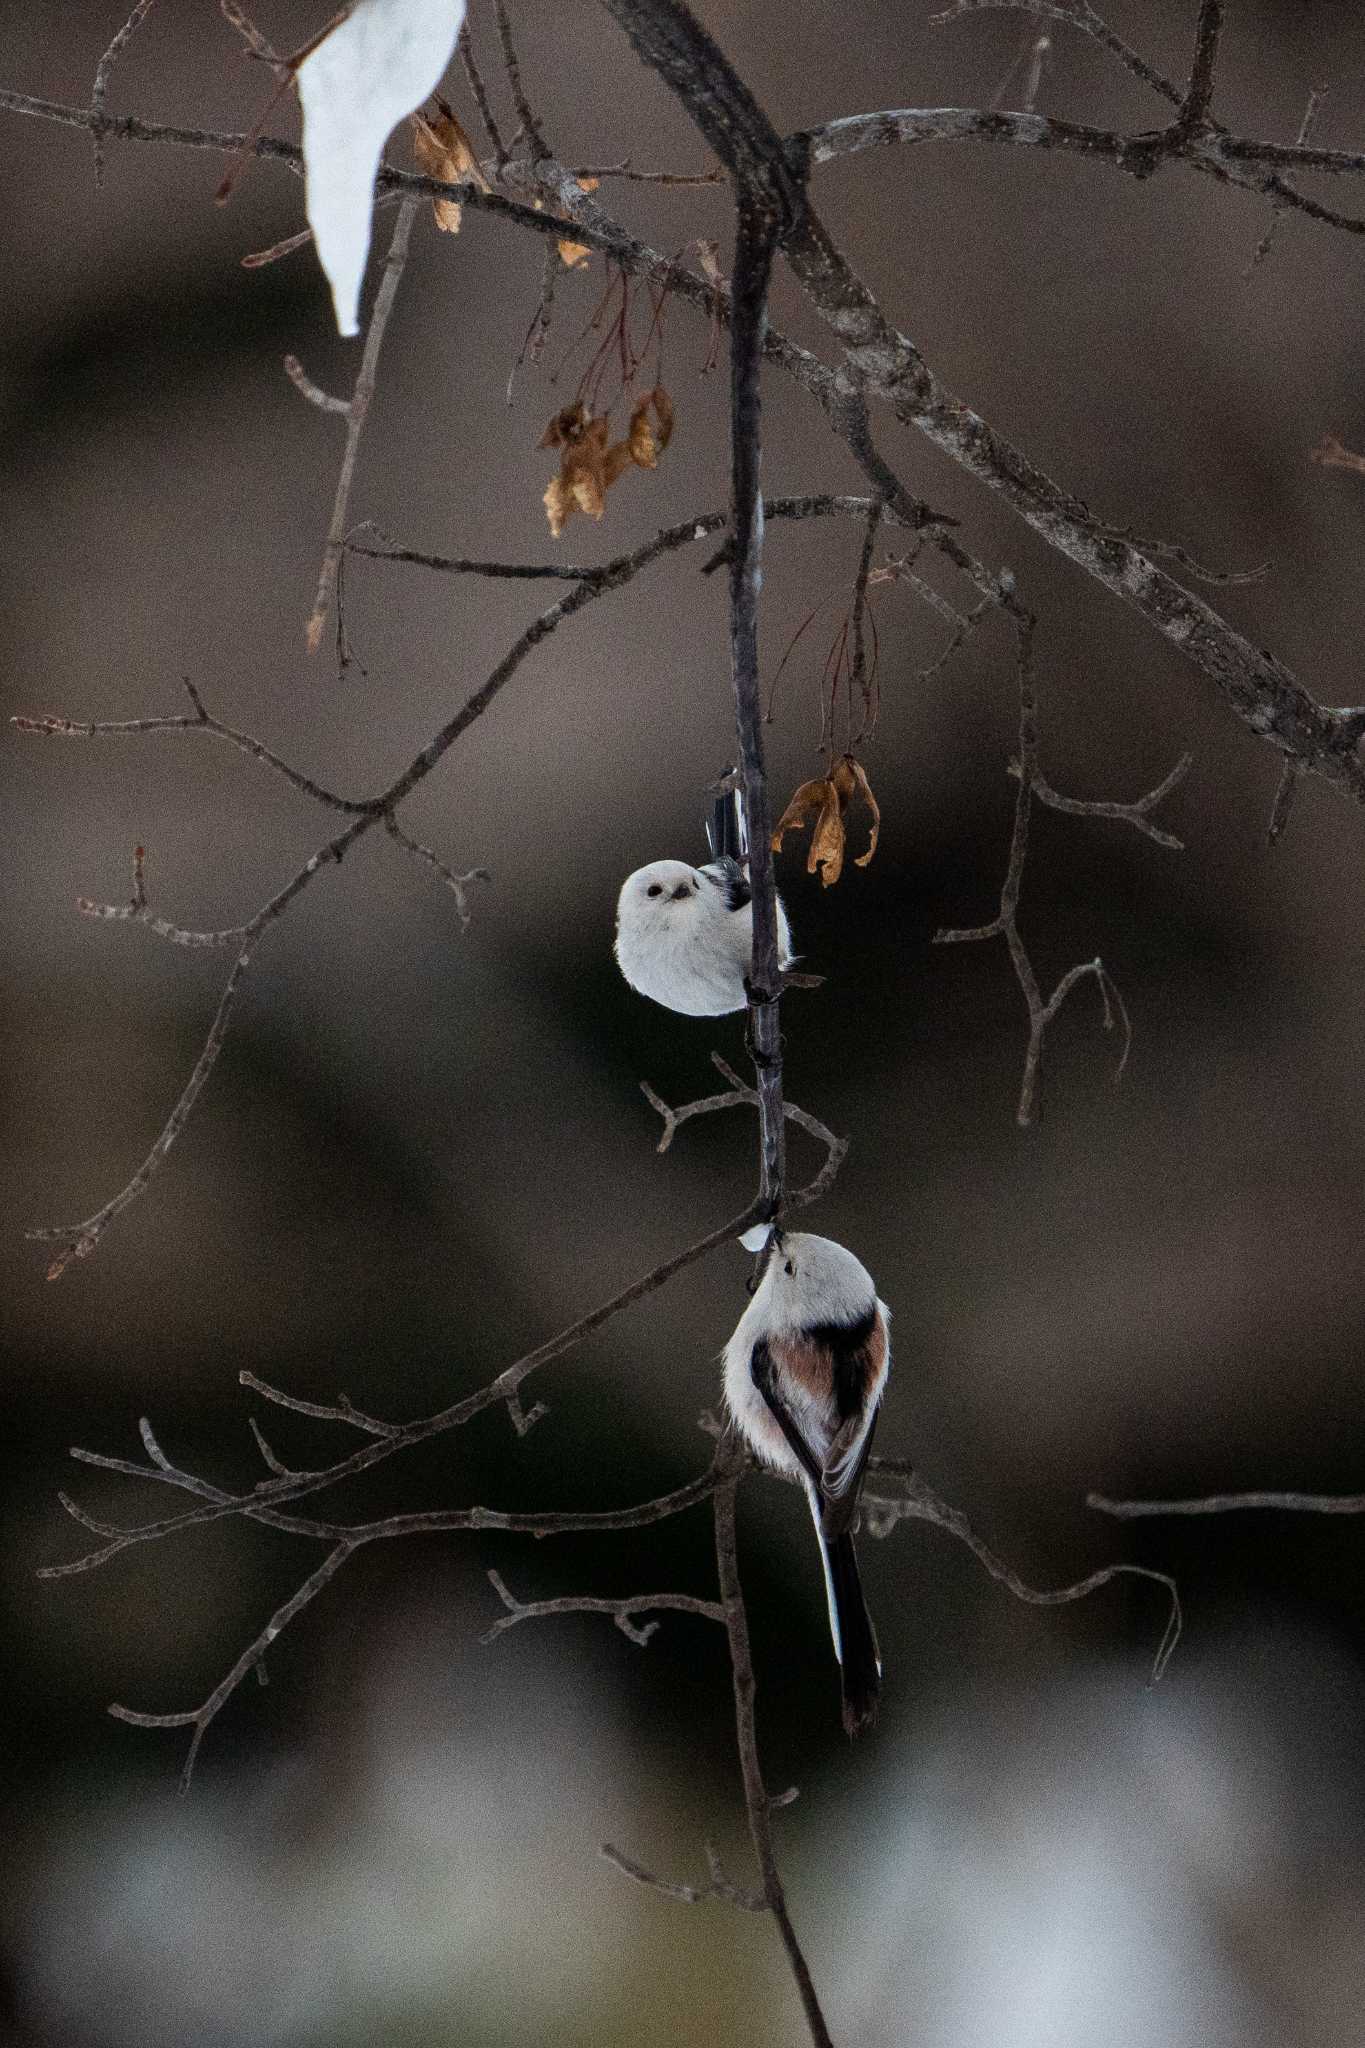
[6,2,1365,2042]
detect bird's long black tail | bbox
[822,1528,882,1737]
[706,773,747,863]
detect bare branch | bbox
[1267,758,1302,847]
[934,607,1176,1122]
[641,1053,848,1207]
[306,199,420,655]
[1312,432,1365,479]
[77,844,251,948]
[457,16,509,172]
[1247,86,1326,275]
[712,1447,835,2048]
[109,1540,357,1791]
[493,1,549,164]
[1089,1488,1365,1518]
[383,816,491,928]
[283,351,350,414]
[481,1567,725,1644]
[13,675,367,814]
[865,1462,1182,1682]
[601,1839,766,1911]
[28,819,367,1277]
[91,0,158,185]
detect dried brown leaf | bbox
[773,777,843,886]
[627,387,674,470]
[772,755,879,887]
[410,99,491,234]
[628,402,659,470]
[843,761,888,872]
[543,475,575,538]
[603,439,634,487]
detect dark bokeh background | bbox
[7,3,1365,2042]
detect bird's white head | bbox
[615,859,706,936]
[752,1231,880,1335]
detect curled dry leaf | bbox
[772,753,880,888]
[540,404,611,535]
[296,0,467,335]
[539,390,676,536]
[628,386,674,469]
[410,97,491,233]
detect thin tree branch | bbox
[13,676,367,813]
[601,1840,766,1911]
[865,1461,1182,1681]
[109,1539,358,1790]
[1089,1488,1365,1518]
[306,198,420,654]
[458,16,509,172]
[481,1567,725,1643]
[713,1446,835,2048]
[90,0,159,186]
[641,1053,849,1207]
[931,598,1182,1123]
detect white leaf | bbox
[739,1224,774,1254]
[297,0,466,336]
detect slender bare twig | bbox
[934,606,1184,1123]
[383,817,491,927]
[283,352,350,414]
[1247,87,1326,275]
[305,198,420,654]
[601,1840,766,1911]
[1089,1488,1365,1518]
[90,0,158,185]
[493,0,549,163]
[110,1539,358,1793]
[865,1461,1182,1681]
[77,844,251,948]
[1312,433,1365,479]
[14,677,367,814]
[712,1447,835,2048]
[458,16,509,172]
[1267,759,1302,847]
[481,1567,725,1643]
[641,1054,849,1208]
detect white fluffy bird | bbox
[614,783,792,1017]
[723,1230,891,1735]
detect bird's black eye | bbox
[646,883,663,898]
[783,1259,795,1276]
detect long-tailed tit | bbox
[723,1230,890,1735]
[614,781,793,1017]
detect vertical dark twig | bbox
[458,16,509,172]
[494,0,549,163]
[306,198,420,656]
[729,196,786,1216]
[714,1453,836,2048]
[91,0,159,185]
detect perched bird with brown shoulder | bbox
[723,1229,891,1735]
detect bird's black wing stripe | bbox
[807,1306,878,1423]
[750,1338,824,1488]
[705,856,750,913]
